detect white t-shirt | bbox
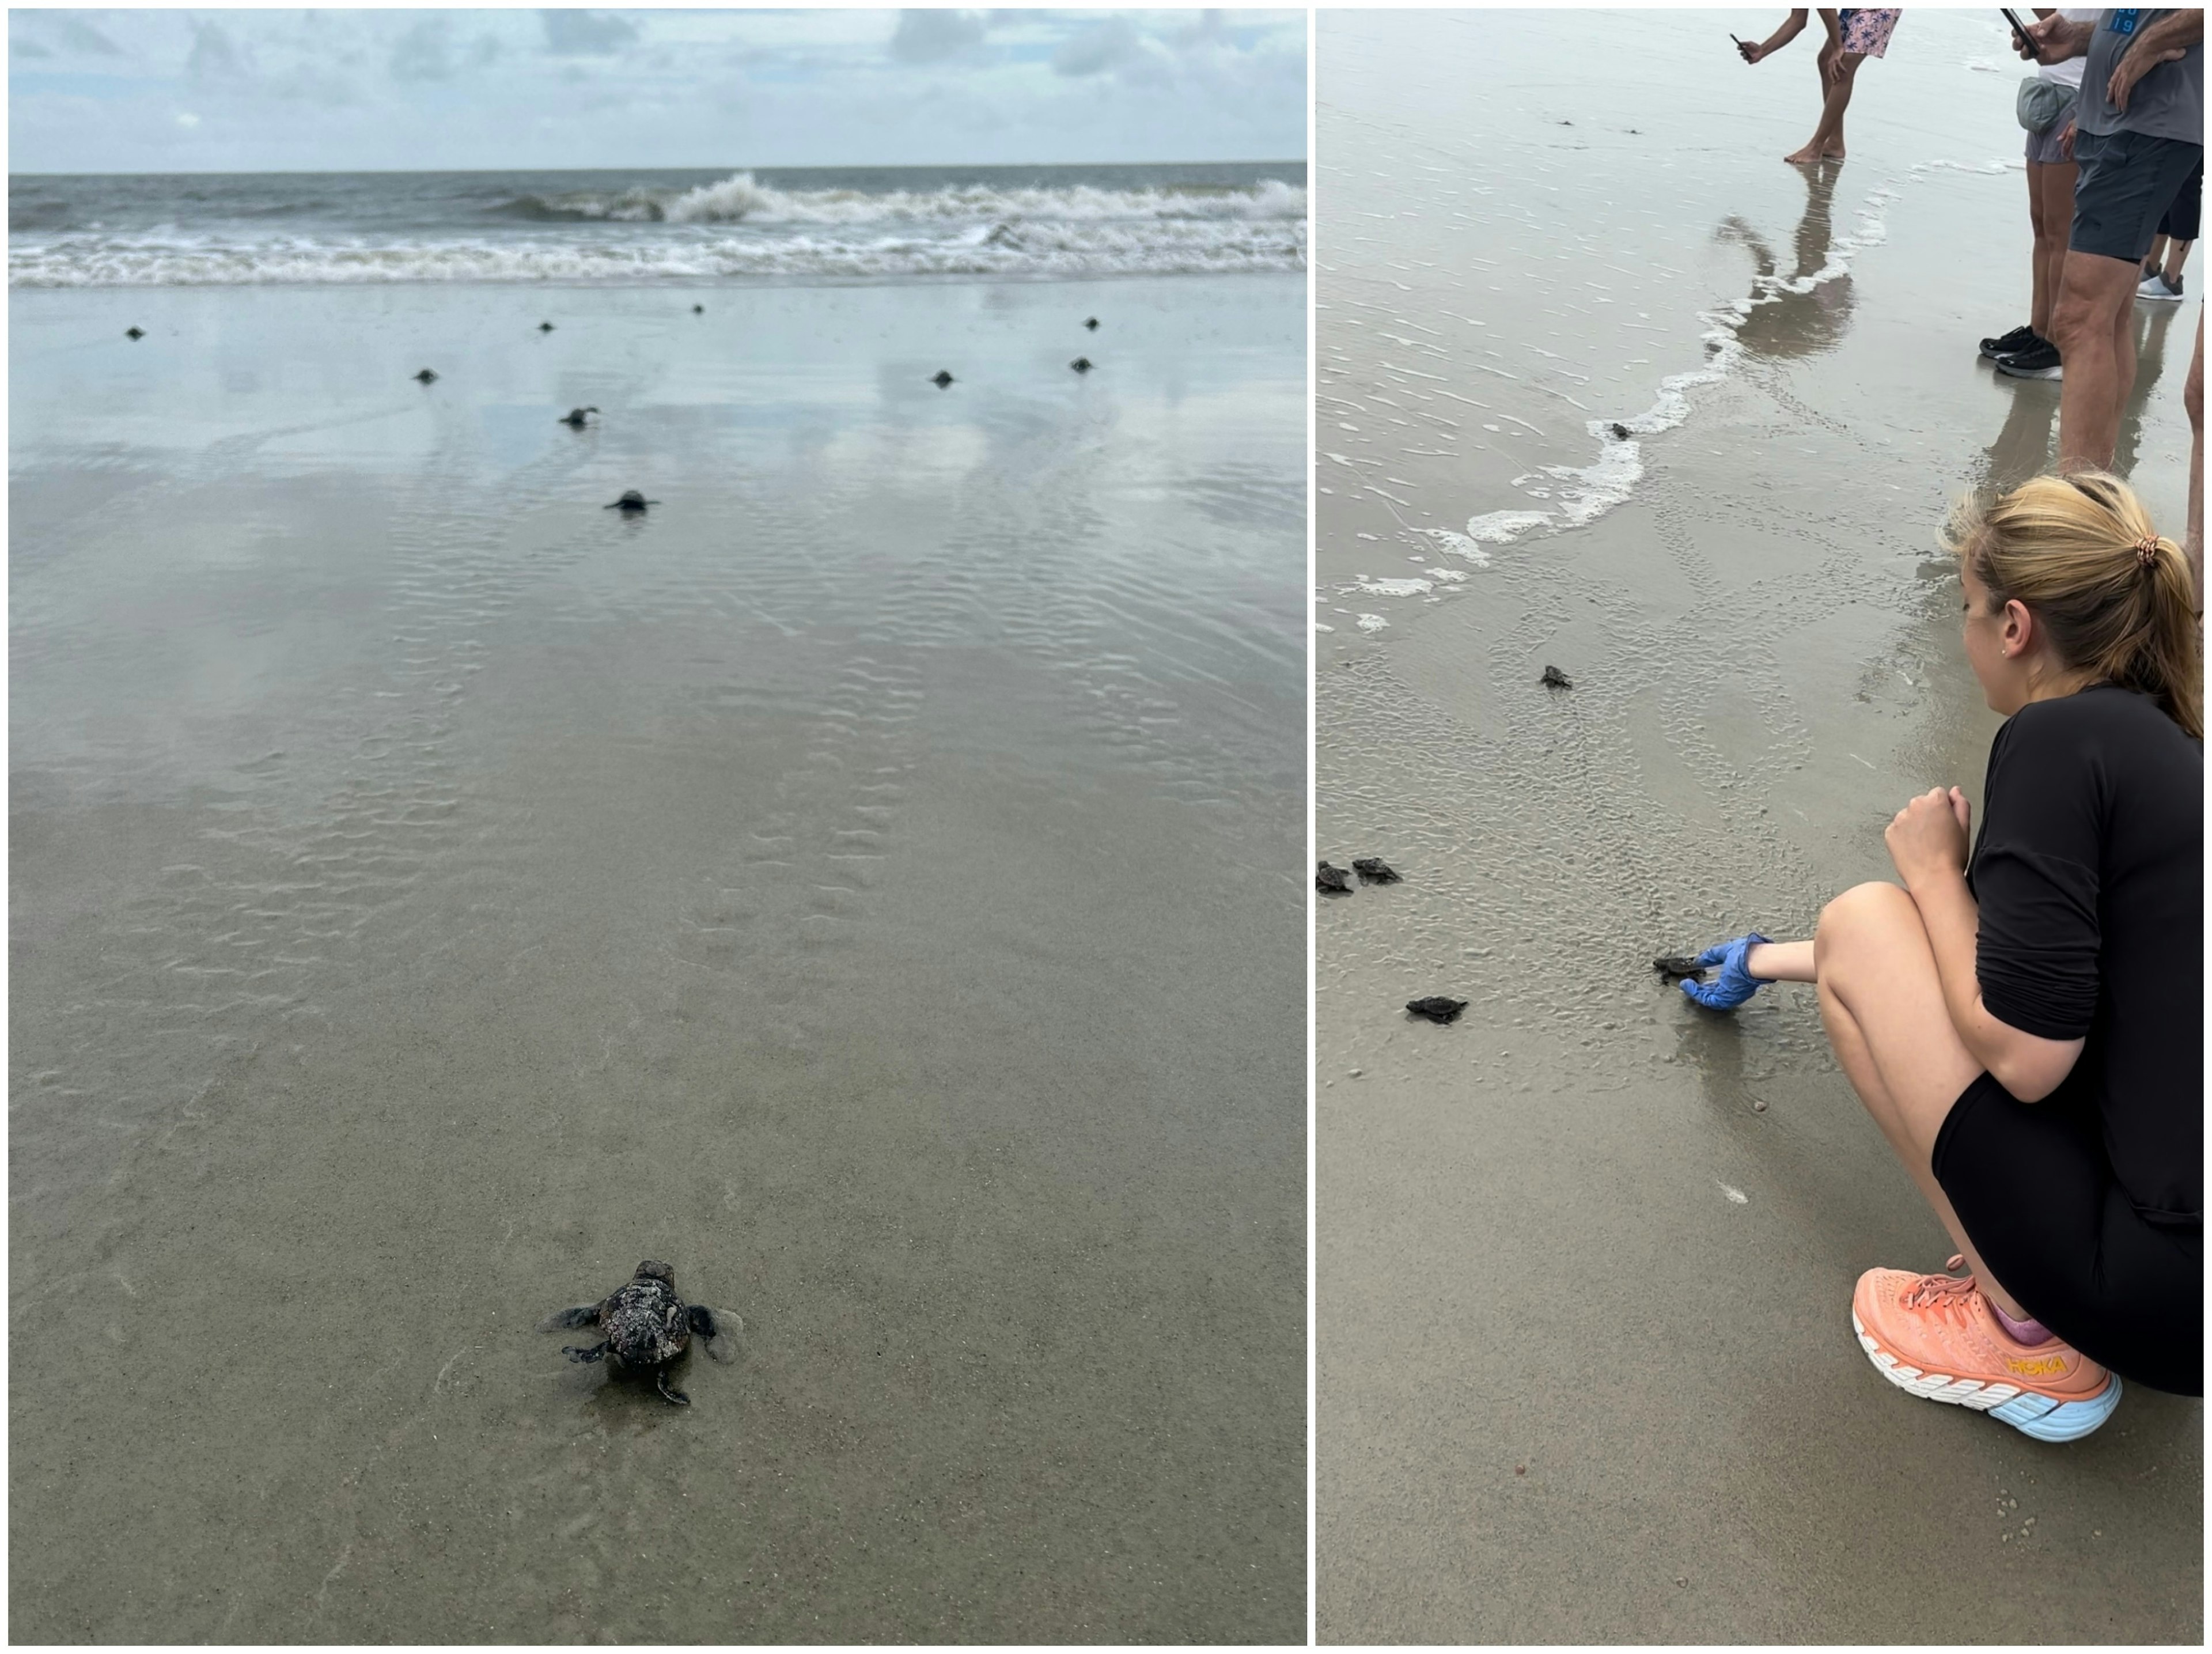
[2038,8,2103,90]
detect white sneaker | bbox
[2137,271,2185,302]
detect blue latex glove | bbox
[1679,932,1772,1009]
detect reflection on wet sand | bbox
[1979,301,2179,492]
[1718,164,1855,361]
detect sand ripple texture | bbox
[10,275,1306,1643]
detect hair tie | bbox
[2136,535,2161,569]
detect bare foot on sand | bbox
[1784,143,1846,164]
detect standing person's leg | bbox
[1785,52,1862,164]
[2030,160,2077,340]
[2051,256,2138,460]
[2164,239,2195,283]
[2142,233,2168,281]
[2054,131,2202,468]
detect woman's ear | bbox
[2003,596,2035,658]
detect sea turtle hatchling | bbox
[1652,955,1710,982]
[125,326,145,340]
[414,368,438,384]
[1352,857,1401,884]
[1083,317,1100,331]
[1406,996,1469,1024]
[558,406,600,428]
[1070,357,1094,373]
[1540,665,1573,690]
[538,321,556,332]
[1316,861,1353,895]
[931,370,955,388]
[537,1260,740,1406]
[604,489,661,513]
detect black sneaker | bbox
[1979,323,2037,360]
[1996,335,2063,380]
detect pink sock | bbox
[1993,1302,2053,1346]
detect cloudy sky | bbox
[9,8,1306,174]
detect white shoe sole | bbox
[1853,1310,2121,1442]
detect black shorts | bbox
[2070,130,2205,263]
[2158,156,2202,244]
[1934,1072,2201,1395]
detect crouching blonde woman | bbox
[1681,471,2200,1438]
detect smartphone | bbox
[2000,8,2035,52]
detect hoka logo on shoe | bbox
[2005,1356,2070,1377]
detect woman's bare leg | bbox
[2031,160,2077,339]
[1786,52,1862,163]
[1811,882,2034,1319]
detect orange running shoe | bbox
[1851,1257,2121,1442]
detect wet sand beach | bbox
[1316,10,2199,1644]
[12,273,1306,1641]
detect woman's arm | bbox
[1747,9,1809,59]
[1745,940,1815,982]
[1887,789,2086,1102]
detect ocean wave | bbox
[9,219,1308,287]
[491,170,1308,228]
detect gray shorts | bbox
[2024,90,2081,167]
[2071,129,2207,263]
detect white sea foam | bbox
[10,172,1309,287]
[1355,577,1434,597]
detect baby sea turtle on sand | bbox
[414,369,438,384]
[1609,422,1631,440]
[1406,996,1469,1024]
[1317,861,1353,895]
[538,1260,740,1407]
[932,370,955,388]
[1353,857,1401,884]
[693,304,705,314]
[539,321,555,332]
[605,490,661,513]
[125,326,145,340]
[558,406,599,428]
[1652,955,1709,982]
[1070,357,1094,373]
[1540,665,1573,690]
[1084,317,1100,331]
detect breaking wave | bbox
[10,171,1309,287]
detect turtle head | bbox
[633,1259,676,1286]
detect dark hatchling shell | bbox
[1084,317,1100,330]
[414,369,438,383]
[932,370,955,387]
[1406,996,1468,1024]
[1070,357,1094,373]
[1540,665,1573,689]
[1352,857,1400,884]
[125,326,145,339]
[1316,861,1353,894]
[599,1274,690,1368]
[1653,955,1709,982]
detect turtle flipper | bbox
[688,1305,744,1362]
[562,1342,609,1365]
[654,1368,691,1406]
[537,1305,601,1332]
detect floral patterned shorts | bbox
[1837,7,1900,58]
